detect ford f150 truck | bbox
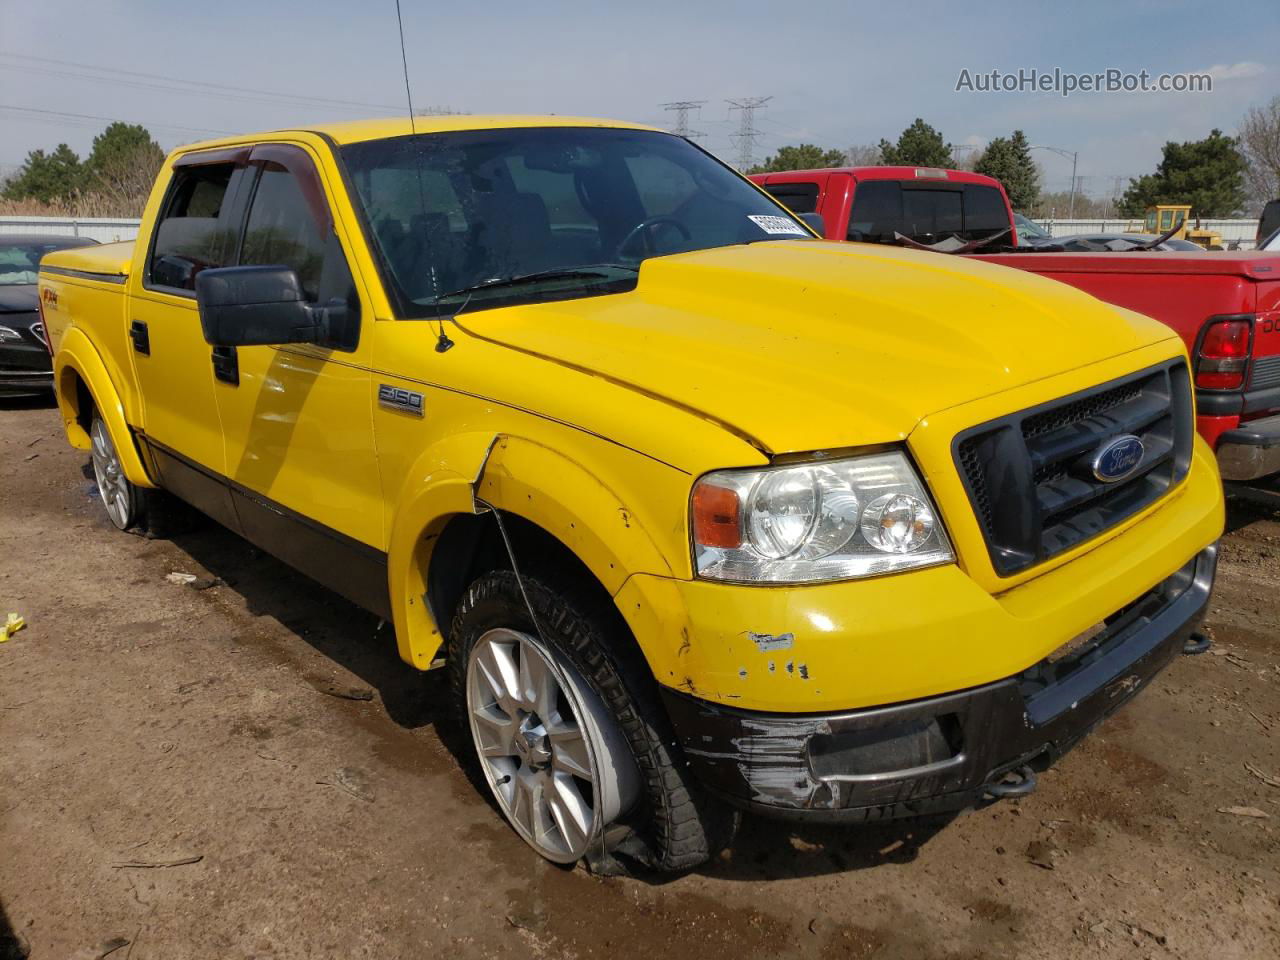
[752,166,1280,494]
[40,117,1223,874]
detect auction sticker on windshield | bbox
[748,215,809,236]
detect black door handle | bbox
[211,345,239,385]
[130,320,150,355]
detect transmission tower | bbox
[726,96,772,171]
[661,100,706,139]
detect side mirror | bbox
[194,266,327,348]
[798,212,826,237]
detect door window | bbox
[238,152,360,349]
[240,162,328,299]
[148,163,237,291]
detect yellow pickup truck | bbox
[39,115,1223,873]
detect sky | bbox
[1,0,1277,199]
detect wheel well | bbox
[58,367,95,441]
[74,374,94,431]
[426,511,624,645]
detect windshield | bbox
[340,126,810,315]
[0,241,91,286]
[1014,214,1051,240]
[846,180,1009,245]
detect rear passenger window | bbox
[764,182,820,215]
[149,163,236,291]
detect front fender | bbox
[386,432,679,670]
[54,327,155,488]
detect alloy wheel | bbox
[90,417,133,530]
[466,626,639,863]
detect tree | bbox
[1240,96,1280,214]
[748,144,847,174]
[85,122,164,204]
[1,144,86,203]
[1117,129,1246,218]
[844,143,881,167]
[878,119,952,166]
[974,130,1040,211]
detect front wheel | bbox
[89,414,141,530]
[448,570,735,873]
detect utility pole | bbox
[661,101,706,140]
[726,96,772,172]
[1031,144,1079,218]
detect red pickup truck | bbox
[751,166,1280,493]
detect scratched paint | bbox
[748,631,794,652]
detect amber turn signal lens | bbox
[692,483,742,549]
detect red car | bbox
[751,166,1280,493]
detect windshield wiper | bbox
[434,265,638,303]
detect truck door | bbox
[129,147,251,527]
[209,142,388,615]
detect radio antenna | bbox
[394,0,418,137]
[390,0,444,315]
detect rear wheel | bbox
[89,414,140,531]
[448,570,735,873]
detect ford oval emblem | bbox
[1091,434,1145,483]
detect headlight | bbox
[0,325,23,343]
[691,451,953,583]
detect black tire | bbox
[447,569,737,873]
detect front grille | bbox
[955,360,1193,577]
[1251,355,1280,390]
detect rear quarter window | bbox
[763,182,820,215]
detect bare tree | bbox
[90,142,164,215]
[844,143,881,167]
[1240,96,1280,214]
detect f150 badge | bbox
[1091,434,1145,483]
[378,384,424,416]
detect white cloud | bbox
[1201,62,1267,81]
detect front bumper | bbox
[0,368,53,396]
[1,338,53,396]
[661,544,1216,821]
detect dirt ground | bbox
[1,398,1277,960]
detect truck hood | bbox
[457,240,1179,455]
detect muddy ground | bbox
[1,397,1277,960]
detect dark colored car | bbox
[0,234,98,396]
[1013,213,1054,246]
[1057,232,1204,252]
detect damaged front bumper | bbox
[660,544,1216,822]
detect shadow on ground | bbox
[0,899,29,960]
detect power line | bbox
[0,104,235,138]
[660,100,706,140]
[0,51,402,113]
[725,96,771,171]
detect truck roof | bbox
[173,115,660,152]
[754,166,1003,187]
